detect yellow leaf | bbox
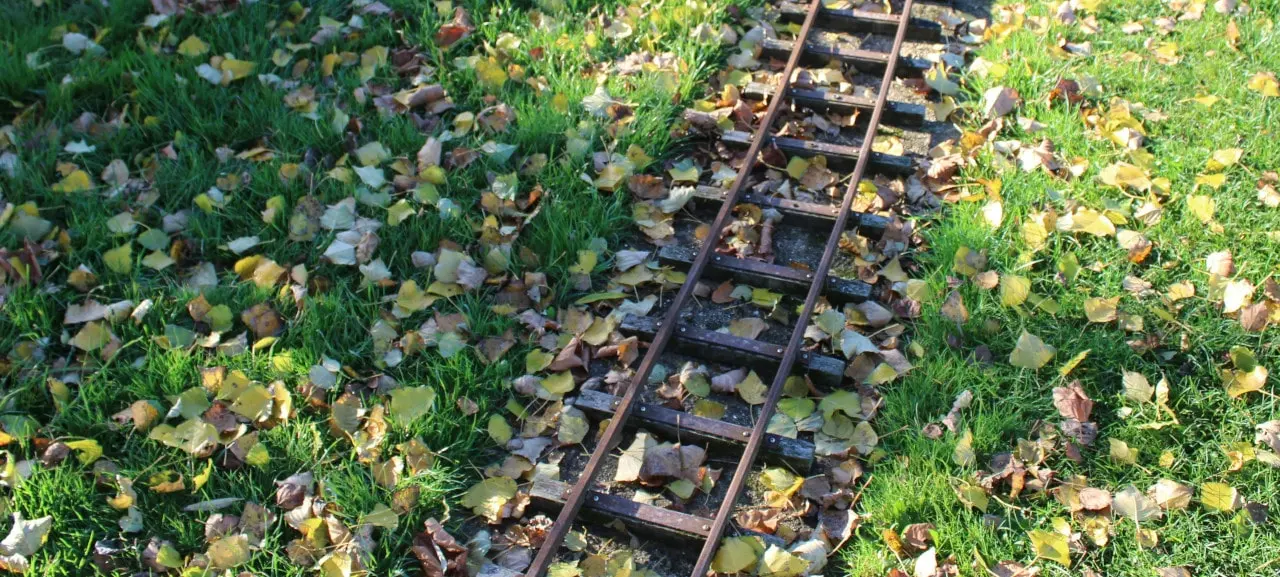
[1059,207,1116,237]
[1224,365,1268,398]
[475,57,508,89]
[751,288,783,309]
[538,371,576,399]
[866,362,899,385]
[711,537,759,574]
[1247,72,1279,97]
[953,428,975,467]
[957,482,989,511]
[395,280,433,315]
[1167,281,1195,301]
[759,545,808,577]
[738,371,767,405]
[219,58,256,82]
[354,141,390,167]
[568,250,597,275]
[1222,279,1254,314]
[488,415,512,444]
[192,459,213,492]
[52,169,93,193]
[387,199,414,226]
[207,533,250,569]
[1194,173,1226,189]
[229,385,273,422]
[1200,482,1240,512]
[952,246,986,276]
[103,243,134,275]
[460,477,517,523]
[785,157,809,180]
[1084,296,1120,323]
[1100,162,1151,191]
[71,321,113,351]
[1021,217,1050,251]
[1058,349,1090,377]
[1124,370,1154,403]
[389,386,436,423]
[1010,331,1055,369]
[1152,42,1180,65]
[1187,195,1215,222]
[668,163,700,183]
[1110,438,1139,464]
[999,274,1030,307]
[177,35,209,57]
[1029,529,1071,566]
[1189,94,1219,107]
[64,439,103,465]
[1206,148,1243,171]
[321,53,341,77]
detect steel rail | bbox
[521,1,826,574]
[687,2,917,575]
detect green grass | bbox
[0,0,742,573]
[4,0,1279,575]
[841,1,1280,576]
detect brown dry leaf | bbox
[434,7,474,49]
[711,281,737,304]
[1240,302,1269,332]
[983,86,1020,117]
[1052,382,1093,422]
[901,523,934,553]
[941,290,969,324]
[241,304,283,338]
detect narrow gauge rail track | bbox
[517,1,956,575]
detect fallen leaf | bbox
[389,386,437,423]
[1000,274,1031,307]
[460,477,517,523]
[983,86,1020,117]
[0,513,53,572]
[1052,382,1093,421]
[1248,72,1279,97]
[1200,482,1240,512]
[1010,331,1055,369]
[710,536,758,574]
[1124,371,1155,403]
[1084,296,1120,323]
[1113,485,1163,522]
[1028,529,1070,566]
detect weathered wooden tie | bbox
[742,81,927,127]
[657,245,875,305]
[618,314,845,388]
[528,479,713,541]
[573,389,814,470]
[776,1,943,41]
[720,129,915,175]
[689,185,892,239]
[759,37,932,77]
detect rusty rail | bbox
[688,1,917,574]
[521,2,827,575]
[523,0,923,573]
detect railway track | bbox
[486,1,970,576]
